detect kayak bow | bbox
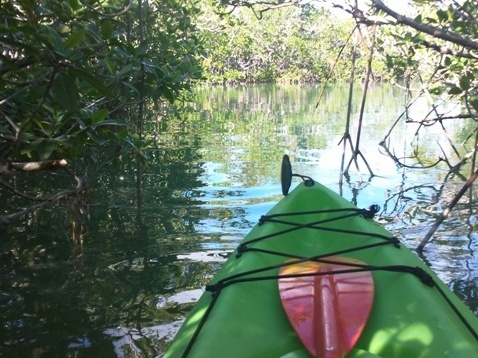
[164,156,478,357]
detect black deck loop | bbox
[363,205,381,219]
[236,244,248,258]
[258,215,268,225]
[390,237,401,248]
[205,283,222,296]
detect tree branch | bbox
[217,0,301,18]
[420,39,478,59]
[405,114,476,124]
[0,159,68,174]
[371,0,478,51]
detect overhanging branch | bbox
[371,0,478,51]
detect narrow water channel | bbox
[1,84,476,357]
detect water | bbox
[0,84,477,357]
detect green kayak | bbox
[164,156,478,357]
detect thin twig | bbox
[0,179,44,201]
[417,169,478,251]
[346,24,377,178]
[339,31,358,187]
[316,25,357,108]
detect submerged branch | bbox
[417,168,478,251]
[379,141,445,169]
[0,172,86,231]
[405,114,475,124]
[0,179,45,201]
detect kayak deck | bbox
[165,181,478,357]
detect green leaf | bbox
[459,75,471,91]
[100,19,115,39]
[91,109,110,123]
[414,14,422,23]
[66,0,80,11]
[43,25,64,50]
[162,86,176,103]
[448,86,463,95]
[87,131,110,145]
[80,108,93,119]
[117,64,133,77]
[20,139,57,160]
[436,9,449,22]
[64,29,85,49]
[136,43,148,57]
[429,84,444,96]
[100,58,115,75]
[94,119,126,127]
[39,139,57,160]
[68,67,113,97]
[58,24,70,35]
[50,72,80,110]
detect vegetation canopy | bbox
[0,0,202,231]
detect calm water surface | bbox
[1,84,477,357]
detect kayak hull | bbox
[164,182,478,357]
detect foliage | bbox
[1,0,202,164]
[198,2,379,84]
[0,0,203,224]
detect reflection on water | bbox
[0,84,477,357]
